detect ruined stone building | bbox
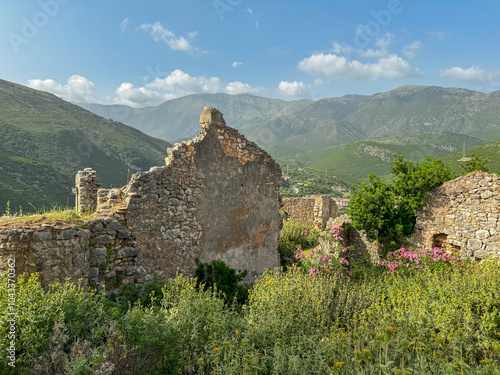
[412,172,500,259]
[280,195,337,228]
[0,108,282,287]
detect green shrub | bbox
[278,221,320,266]
[195,260,249,305]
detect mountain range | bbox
[1,79,499,212]
[0,79,171,212]
[79,85,500,158]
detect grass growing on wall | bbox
[0,205,96,228]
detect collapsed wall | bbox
[281,195,337,228]
[0,107,282,287]
[412,172,500,259]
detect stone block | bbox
[94,235,114,245]
[91,248,108,258]
[33,231,53,241]
[467,239,482,250]
[116,247,140,259]
[88,267,99,278]
[476,230,490,239]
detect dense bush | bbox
[349,154,454,252]
[278,221,320,266]
[195,260,249,305]
[1,257,500,374]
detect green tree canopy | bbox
[349,154,454,251]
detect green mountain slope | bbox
[78,94,313,142]
[441,139,500,174]
[0,79,172,212]
[304,132,484,186]
[79,86,500,159]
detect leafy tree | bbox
[349,154,454,251]
[459,153,491,174]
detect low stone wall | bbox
[0,218,148,289]
[412,172,500,260]
[281,195,337,228]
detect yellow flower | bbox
[235,330,240,335]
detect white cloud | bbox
[114,82,166,107]
[313,78,324,86]
[256,21,260,30]
[226,81,259,95]
[120,18,129,34]
[332,42,351,55]
[27,75,98,103]
[428,31,449,40]
[298,53,421,80]
[440,66,497,85]
[231,61,243,68]
[358,34,393,58]
[278,81,306,97]
[140,22,200,54]
[402,41,423,59]
[246,7,253,15]
[113,69,259,107]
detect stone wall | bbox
[75,168,100,213]
[281,195,337,228]
[1,107,282,288]
[0,218,148,289]
[412,172,500,260]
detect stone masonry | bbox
[0,218,144,288]
[412,172,500,260]
[281,195,337,228]
[0,107,282,288]
[75,168,100,214]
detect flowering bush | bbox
[381,247,471,274]
[295,225,352,279]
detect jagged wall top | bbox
[200,106,226,129]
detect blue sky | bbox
[1,0,499,107]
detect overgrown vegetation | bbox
[0,204,95,227]
[349,154,454,253]
[277,221,321,266]
[195,260,249,305]
[1,255,499,374]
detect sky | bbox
[0,0,499,107]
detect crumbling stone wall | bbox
[2,107,282,287]
[412,172,500,259]
[73,107,280,285]
[75,168,100,213]
[0,218,148,289]
[281,196,337,228]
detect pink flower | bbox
[301,230,308,236]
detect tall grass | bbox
[1,261,499,374]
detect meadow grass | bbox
[0,220,499,374]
